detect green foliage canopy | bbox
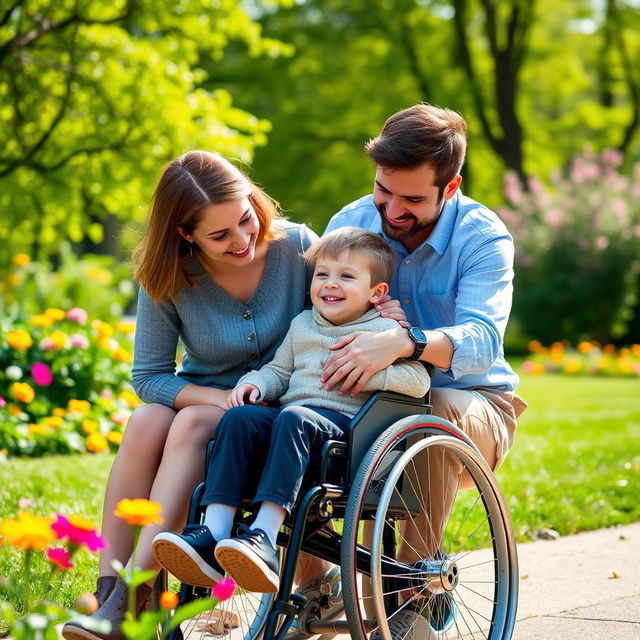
[0,0,292,266]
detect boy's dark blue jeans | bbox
[202,404,350,514]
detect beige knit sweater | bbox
[237,307,430,417]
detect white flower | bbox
[5,365,23,380]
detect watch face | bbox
[409,327,427,344]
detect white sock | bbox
[203,503,237,541]
[250,501,286,548]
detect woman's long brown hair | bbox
[133,151,283,303]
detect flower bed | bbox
[522,340,640,377]
[1,307,140,457]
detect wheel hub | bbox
[411,557,459,594]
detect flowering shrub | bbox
[499,150,640,344]
[0,307,140,457]
[522,340,640,377]
[1,244,135,323]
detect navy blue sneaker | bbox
[215,524,280,593]
[429,592,457,633]
[152,524,224,588]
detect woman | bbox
[62,151,317,640]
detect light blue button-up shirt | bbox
[325,192,519,392]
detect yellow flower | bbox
[82,419,98,434]
[30,314,54,327]
[85,266,112,285]
[68,399,91,415]
[113,499,163,527]
[6,330,33,350]
[28,423,48,436]
[12,253,31,267]
[86,432,108,453]
[113,346,132,364]
[0,512,54,551]
[42,416,64,429]
[116,321,135,335]
[44,308,66,321]
[8,273,21,287]
[563,360,582,374]
[11,382,35,404]
[92,320,114,338]
[53,408,66,417]
[107,430,123,445]
[49,330,69,350]
[119,390,140,409]
[160,591,179,609]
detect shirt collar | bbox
[376,190,460,257]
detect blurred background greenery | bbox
[2,0,640,348]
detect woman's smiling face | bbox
[183,197,261,269]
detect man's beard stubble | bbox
[375,200,444,241]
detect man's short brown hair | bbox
[304,227,396,285]
[365,103,467,189]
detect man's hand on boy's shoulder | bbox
[374,295,410,328]
[322,328,414,396]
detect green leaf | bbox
[163,597,217,634]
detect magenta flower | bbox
[47,547,74,570]
[67,307,88,325]
[212,577,235,601]
[31,362,53,387]
[0,395,5,408]
[51,514,107,552]
[70,333,90,349]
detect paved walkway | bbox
[513,521,639,639]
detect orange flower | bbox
[6,330,33,350]
[577,341,593,354]
[160,591,179,609]
[106,430,123,445]
[113,499,163,527]
[8,404,22,416]
[0,512,54,551]
[527,340,542,353]
[82,419,98,434]
[42,416,64,428]
[86,432,108,453]
[68,399,91,415]
[119,390,140,409]
[113,346,132,364]
[11,382,35,404]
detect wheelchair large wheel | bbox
[341,415,518,640]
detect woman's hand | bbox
[227,383,260,408]
[375,295,409,328]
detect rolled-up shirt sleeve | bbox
[131,288,190,407]
[436,234,514,380]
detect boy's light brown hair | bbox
[304,227,396,285]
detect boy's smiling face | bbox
[310,250,388,325]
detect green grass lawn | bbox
[0,370,639,625]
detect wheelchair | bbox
[158,387,519,640]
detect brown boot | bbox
[95,576,118,608]
[61,577,152,640]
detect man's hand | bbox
[227,383,260,408]
[374,295,409,328]
[321,328,413,396]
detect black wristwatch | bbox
[407,327,428,361]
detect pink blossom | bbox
[101,390,113,399]
[111,411,125,424]
[0,395,5,408]
[600,148,623,168]
[595,236,609,250]
[19,497,36,509]
[70,333,90,349]
[31,362,53,387]
[51,514,107,552]
[40,337,56,351]
[522,360,536,374]
[503,171,523,204]
[47,547,74,570]
[519,255,533,268]
[67,308,88,325]
[212,577,235,601]
[611,199,628,222]
[544,210,564,230]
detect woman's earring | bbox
[189,243,193,257]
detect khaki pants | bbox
[398,387,527,563]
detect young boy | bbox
[152,227,430,593]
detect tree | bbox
[0,0,291,265]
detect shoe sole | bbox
[215,541,280,593]
[152,533,222,588]
[60,623,106,640]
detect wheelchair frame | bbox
[163,389,519,640]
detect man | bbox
[298,103,526,639]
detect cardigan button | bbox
[243,310,252,320]
[247,333,255,341]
